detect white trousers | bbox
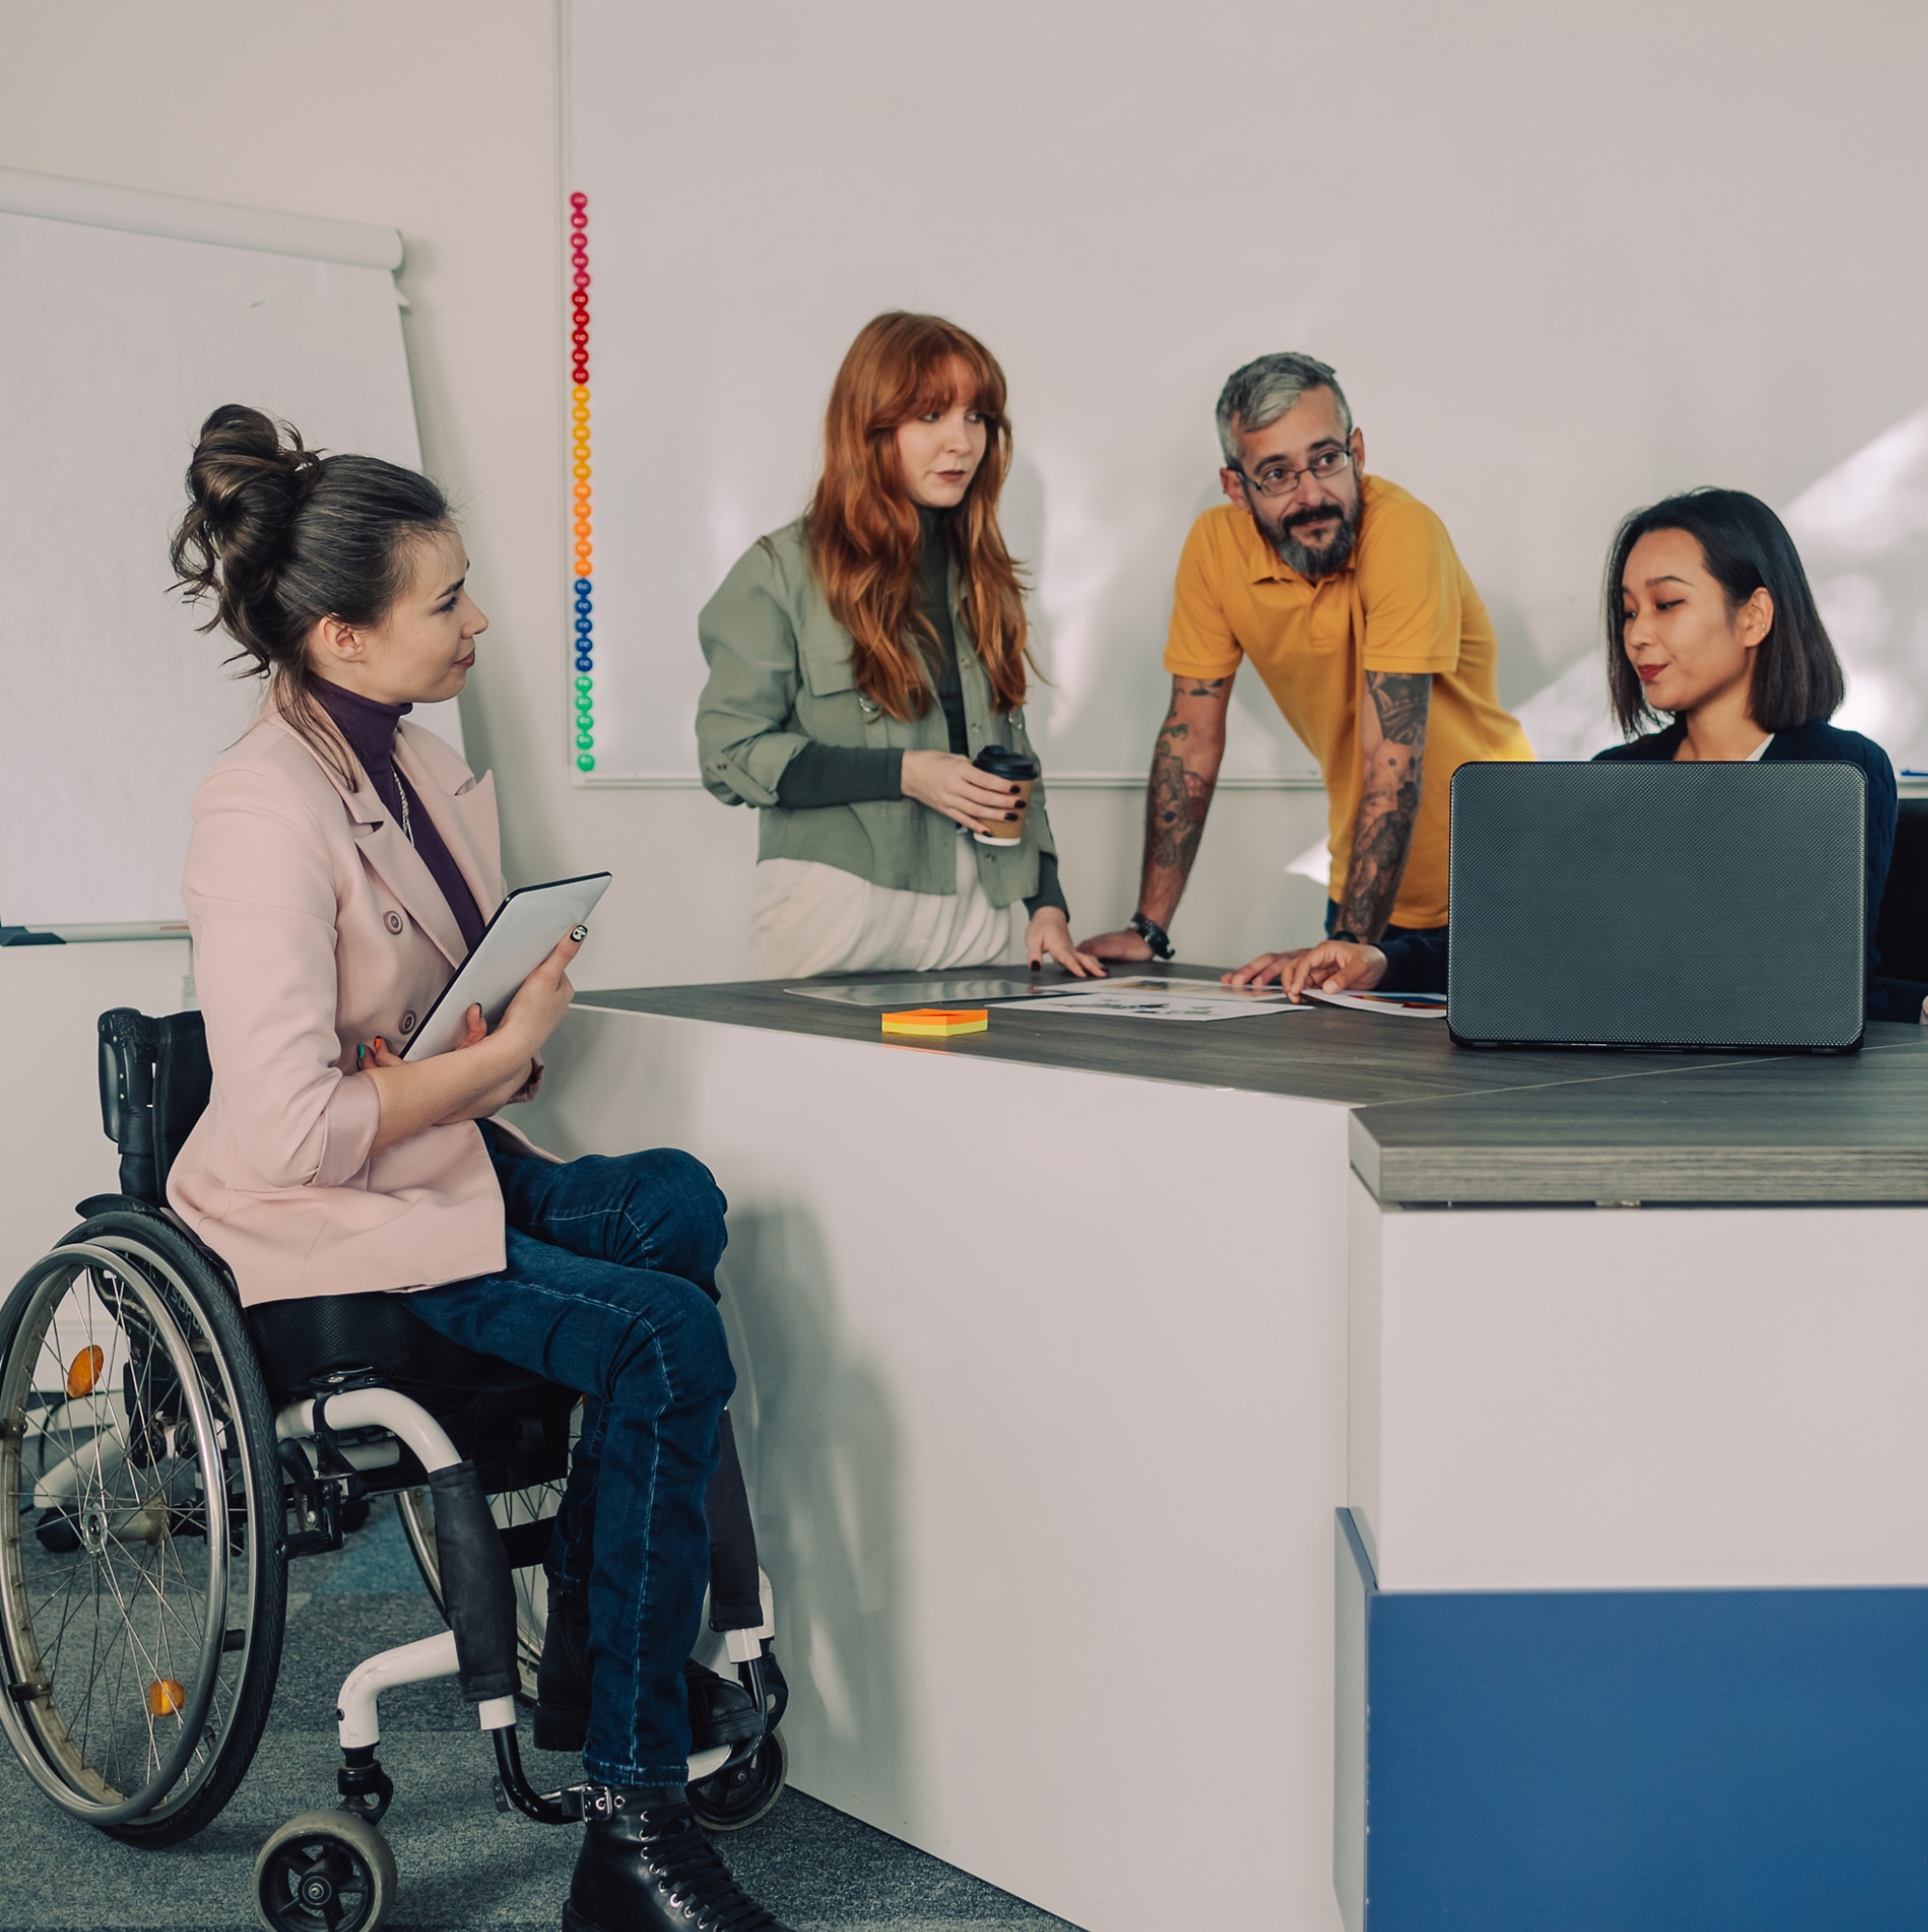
[750,831,1024,980]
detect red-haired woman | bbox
[696,311,1100,979]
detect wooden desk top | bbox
[575,968,1928,1208]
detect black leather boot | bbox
[564,1785,793,1932]
[537,1597,763,1758]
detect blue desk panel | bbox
[1337,1511,1928,1931]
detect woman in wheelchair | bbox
[146,404,794,1932]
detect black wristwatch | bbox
[1128,912,1175,960]
[1331,928,1364,945]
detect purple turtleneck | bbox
[312,679,487,954]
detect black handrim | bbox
[0,1210,288,1845]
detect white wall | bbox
[0,0,1326,996]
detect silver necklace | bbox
[394,774,415,847]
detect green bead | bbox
[575,674,594,694]
[576,730,595,750]
[576,696,594,716]
[576,752,596,772]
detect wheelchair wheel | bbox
[690,1732,786,1833]
[396,1472,560,1700]
[254,1808,396,1932]
[0,1209,286,1842]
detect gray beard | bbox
[1263,501,1360,580]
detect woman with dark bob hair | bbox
[1279,487,1912,1013]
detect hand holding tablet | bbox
[401,872,612,1061]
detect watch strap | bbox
[1128,912,1175,960]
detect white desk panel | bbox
[1352,1178,1928,1593]
[520,1003,1350,1932]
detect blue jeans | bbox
[405,1130,735,1788]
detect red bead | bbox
[574,270,590,290]
[572,289,588,308]
[570,211,587,229]
[569,191,586,209]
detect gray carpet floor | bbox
[0,1498,1076,1932]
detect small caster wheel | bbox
[689,1732,786,1833]
[253,1808,398,1932]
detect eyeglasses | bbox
[1236,447,1353,499]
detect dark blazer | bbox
[1376,717,1900,1006]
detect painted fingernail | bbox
[570,923,588,941]
[356,1044,365,1065]
[1005,811,1017,820]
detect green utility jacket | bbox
[695,519,1057,906]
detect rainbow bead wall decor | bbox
[568,191,595,773]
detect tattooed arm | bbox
[1334,669,1431,942]
[1223,670,1430,986]
[1076,674,1232,961]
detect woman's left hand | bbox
[364,1004,535,1122]
[1025,907,1106,979]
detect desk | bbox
[516,974,1928,1932]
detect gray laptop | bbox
[1447,762,1866,1053]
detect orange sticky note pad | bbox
[881,1007,988,1037]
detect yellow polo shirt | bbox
[1162,475,1531,928]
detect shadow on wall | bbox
[718,1202,917,1832]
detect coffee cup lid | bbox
[973,745,1039,781]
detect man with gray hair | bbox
[1081,353,1531,980]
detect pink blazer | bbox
[168,712,527,1307]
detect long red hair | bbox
[807,312,1032,719]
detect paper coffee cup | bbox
[971,746,1039,846]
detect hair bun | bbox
[184,404,320,537]
[170,405,325,659]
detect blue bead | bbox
[574,577,591,593]
[574,616,593,637]
[575,655,594,672]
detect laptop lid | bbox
[1447,761,1865,1053]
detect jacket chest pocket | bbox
[798,639,894,748]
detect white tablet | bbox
[401,872,612,1061]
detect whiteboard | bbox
[566,0,1928,783]
[0,175,461,929]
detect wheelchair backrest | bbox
[98,1008,212,1207]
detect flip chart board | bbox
[0,167,461,932]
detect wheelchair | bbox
[0,1008,789,1932]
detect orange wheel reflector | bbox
[148,1679,187,1717]
[66,1345,104,1399]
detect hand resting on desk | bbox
[1278,940,1390,1001]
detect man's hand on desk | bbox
[1222,940,1390,996]
[1075,926,1156,963]
[1281,941,1389,1001]
[1222,945,1314,988]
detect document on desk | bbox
[784,977,1041,1006]
[1300,988,1449,1018]
[1020,977,1311,1022]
